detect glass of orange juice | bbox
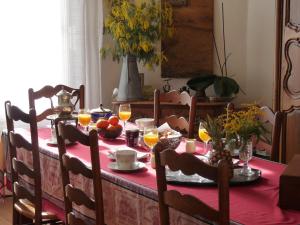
[143,126,159,168]
[198,122,211,156]
[119,104,131,132]
[78,109,91,131]
[143,127,159,150]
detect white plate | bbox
[107,147,149,160]
[108,162,146,172]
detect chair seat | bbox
[14,199,60,221]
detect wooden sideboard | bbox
[112,100,229,125]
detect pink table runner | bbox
[17,128,300,225]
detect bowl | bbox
[91,106,112,123]
[98,125,122,139]
[135,118,155,131]
[159,131,182,150]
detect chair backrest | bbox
[56,122,104,225]
[4,101,43,225]
[154,89,196,138]
[28,84,85,122]
[256,106,283,162]
[154,142,231,225]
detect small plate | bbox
[107,148,149,160]
[108,162,146,172]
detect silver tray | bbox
[166,167,261,186]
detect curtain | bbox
[0,0,102,130]
[62,0,102,109]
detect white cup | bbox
[115,149,137,170]
[135,118,155,131]
[186,139,196,154]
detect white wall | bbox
[100,0,276,108]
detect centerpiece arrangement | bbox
[202,104,266,176]
[101,0,174,101]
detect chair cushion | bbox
[14,198,63,221]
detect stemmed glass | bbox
[143,126,159,168]
[198,122,211,156]
[119,104,131,132]
[239,139,254,176]
[78,109,91,132]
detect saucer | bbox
[108,162,146,172]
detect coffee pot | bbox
[56,89,74,117]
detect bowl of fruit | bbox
[96,116,123,139]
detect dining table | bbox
[2,125,300,225]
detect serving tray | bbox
[166,167,261,186]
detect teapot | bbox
[56,89,74,117]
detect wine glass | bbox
[198,122,211,156]
[239,140,254,176]
[143,126,159,151]
[78,109,91,132]
[143,126,159,168]
[119,104,131,132]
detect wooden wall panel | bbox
[162,0,213,78]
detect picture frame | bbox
[169,0,188,7]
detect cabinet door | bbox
[276,0,300,162]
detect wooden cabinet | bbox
[112,100,228,125]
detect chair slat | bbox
[29,84,85,111]
[6,104,30,123]
[62,155,93,179]
[36,108,56,122]
[164,190,219,223]
[14,182,35,203]
[160,149,218,181]
[65,184,95,210]
[9,132,33,152]
[165,115,189,134]
[58,124,89,146]
[67,212,89,225]
[154,89,196,139]
[12,158,35,179]
[159,91,192,107]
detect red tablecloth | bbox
[34,128,300,225]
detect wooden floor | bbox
[0,196,12,225]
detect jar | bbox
[125,129,139,147]
[185,139,196,153]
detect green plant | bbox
[101,0,174,68]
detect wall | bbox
[100,0,276,108]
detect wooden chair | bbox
[56,122,105,225]
[28,84,85,122]
[254,106,283,162]
[4,101,61,225]
[154,90,197,138]
[154,142,231,225]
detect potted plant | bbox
[101,0,174,101]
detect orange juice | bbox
[144,133,159,148]
[78,114,91,126]
[119,111,131,121]
[198,128,211,143]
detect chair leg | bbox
[12,209,19,225]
